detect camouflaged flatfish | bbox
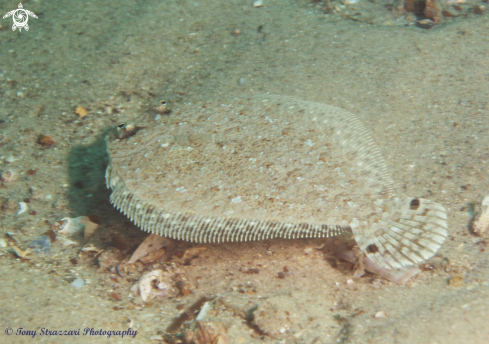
[106,95,448,269]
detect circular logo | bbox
[5,327,13,335]
[13,10,28,27]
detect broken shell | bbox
[253,0,263,7]
[130,270,174,302]
[417,19,435,29]
[75,105,88,119]
[375,311,388,318]
[17,202,28,215]
[4,154,17,163]
[9,245,32,259]
[59,217,85,235]
[59,216,98,237]
[81,244,100,252]
[473,195,489,236]
[71,277,84,288]
[1,169,18,183]
[128,234,171,264]
[37,134,57,148]
[57,236,78,246]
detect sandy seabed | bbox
[0,0,488,343]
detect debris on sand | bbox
[130,270,174,302]
[28,236,51,254]
[1,169,18,183]
[9,245,32,260]
[472,195,489,236]
[58,216,98,238]
[128,234,171,264]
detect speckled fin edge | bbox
[106,163,349,243]
[353,197,448,269]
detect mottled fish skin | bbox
[106,95,447,269]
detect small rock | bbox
[17,202,28,215]
[473,195,489,236]
[374,311,388,318]
[28,236,51,254]
[37,134,57,148]
[253,0,263,7]
[417,19,435,29]
[71,277,84,288]
[4,154,17,163]
[75,105,88,119]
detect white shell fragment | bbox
[473,195,489,236]
[253,0,263,7]
[17,202,28,215]
[1,169,18,183]
[59,217,85,235]
[58,216,98,238]
[128,234,170,264]
[130,270,174,302]
[57,236,78,246]
[106,95,448,270]
[71,277,84,288]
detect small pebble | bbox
[375,311,388,318]
[238,77,245,85]
[17,202,28,215]
[1,169,18,183]
[4,154,17,163]
[75,105,88,119]
[71,277,84,288]
[28,236,51,254]
[253,0,263,7]
[37,134,57,148]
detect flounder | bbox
[106,95,447,269]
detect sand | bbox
[0,0,488,343]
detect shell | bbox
[17,202,28,215]
[472,195,489,236]
[1,169,18,183]
[106,95,448,269]
[58,216,85,235]
[58,216,98,238]
[130,269,174,302]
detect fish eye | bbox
[159,100,166,105]
[117,123,126,130]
